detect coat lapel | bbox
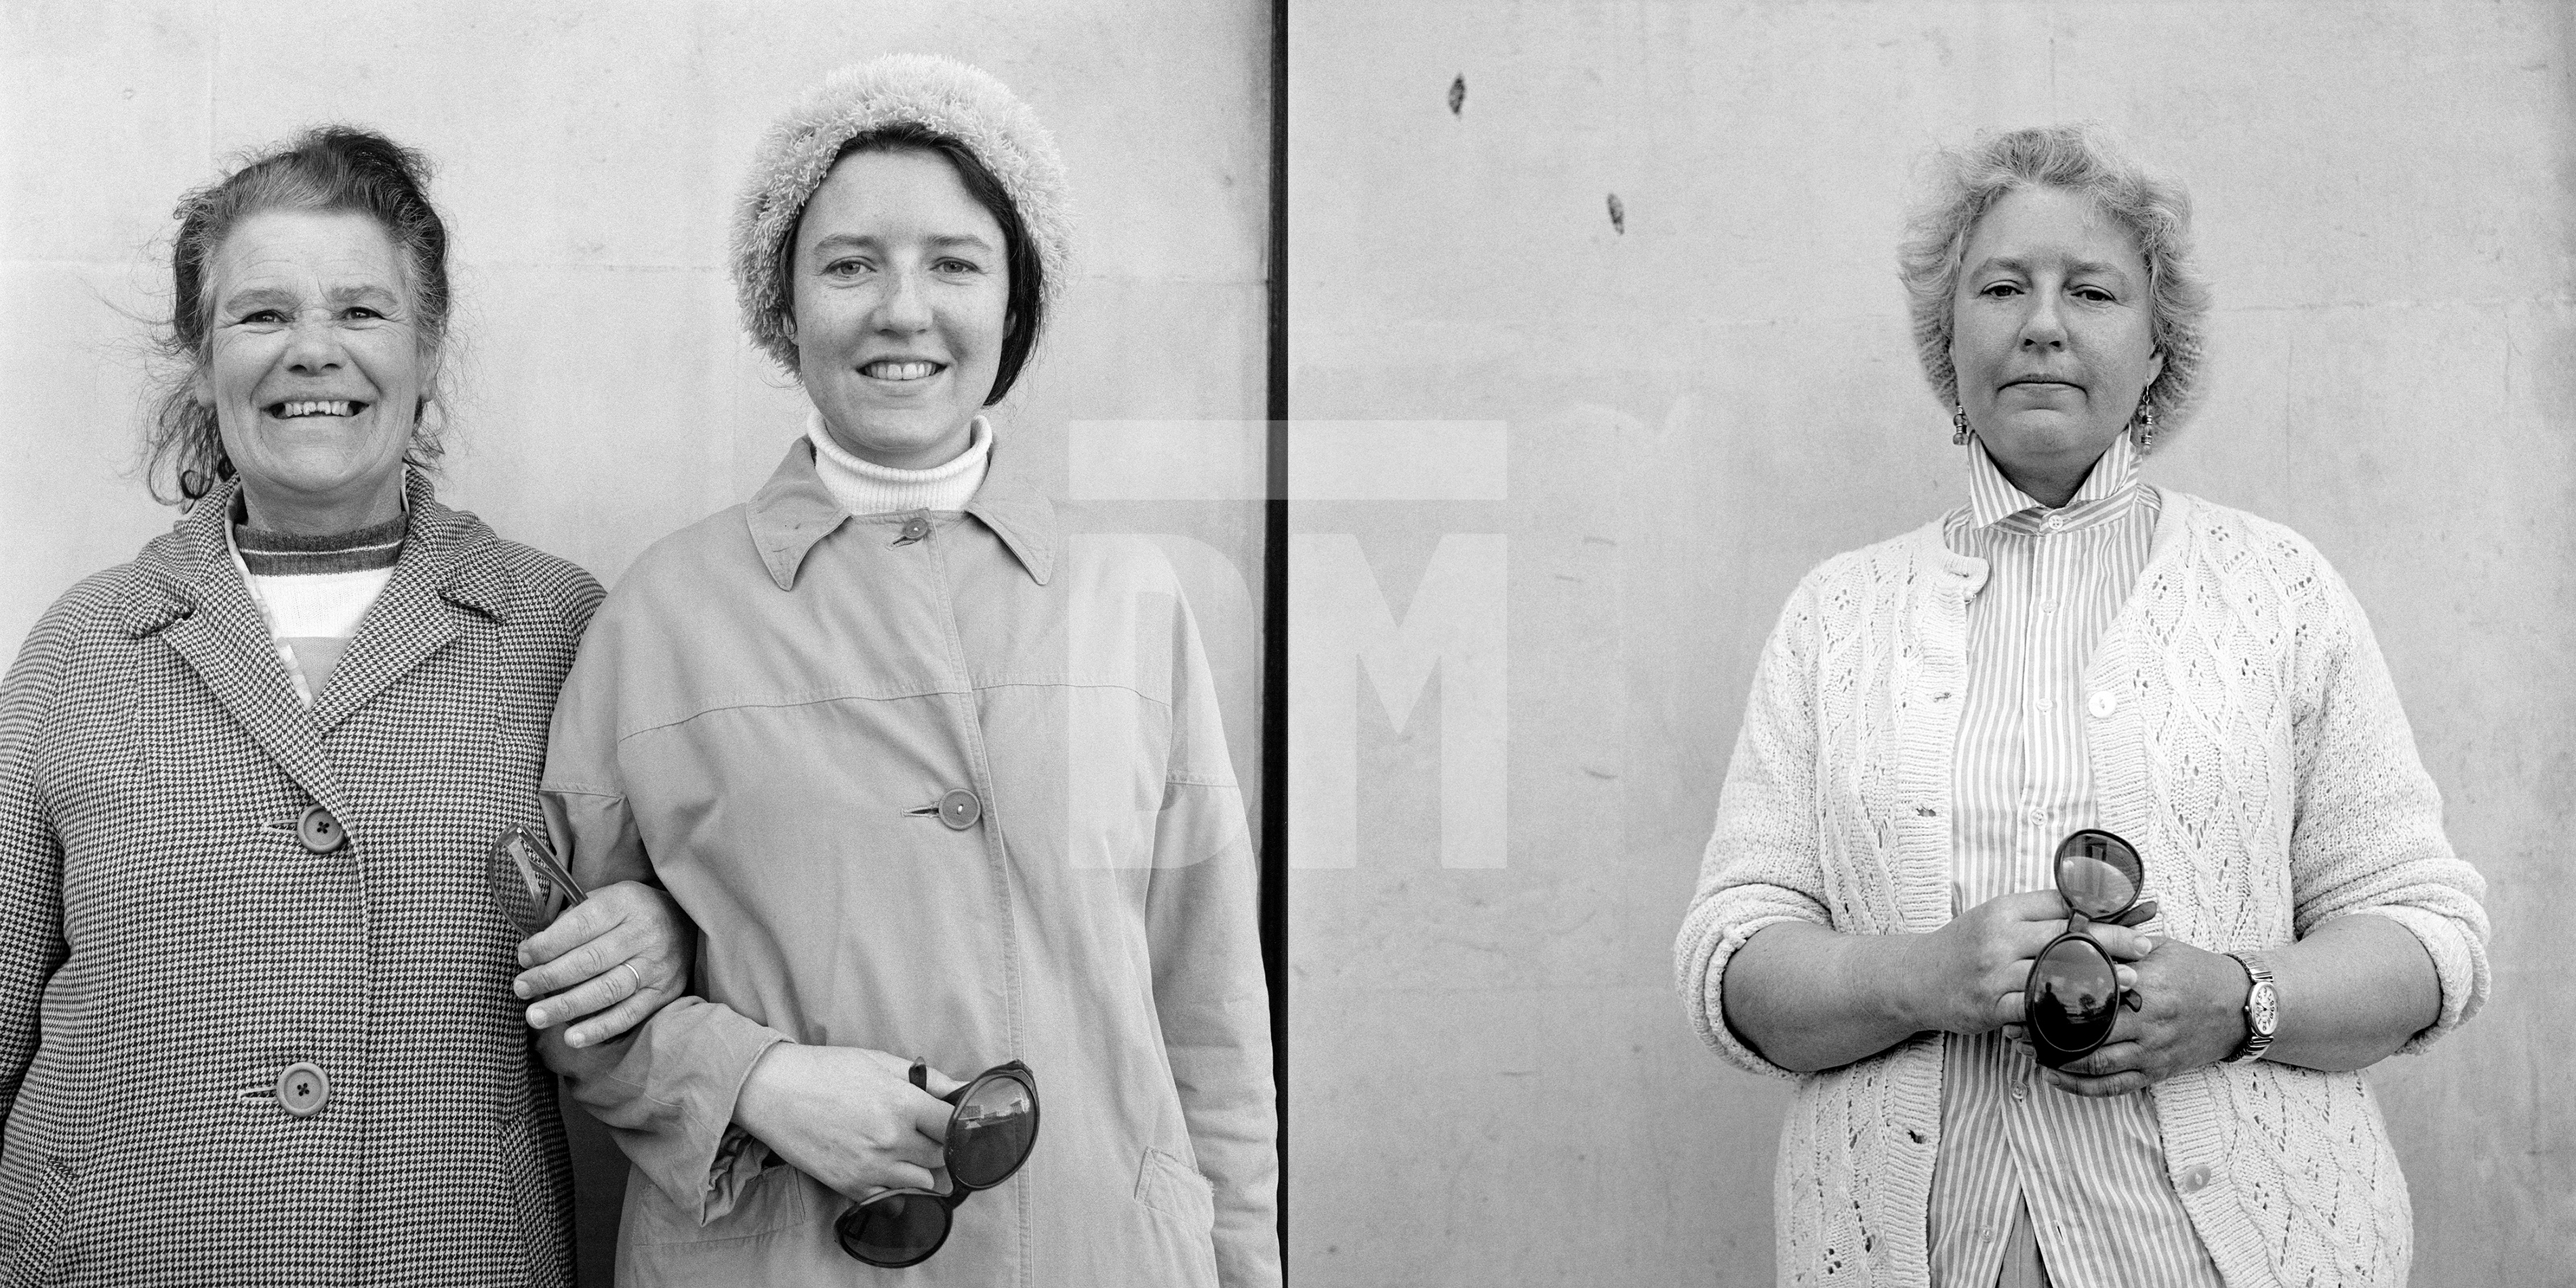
[309,472,506,736]
[136,481,351,819]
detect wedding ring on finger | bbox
[621,960,645,998]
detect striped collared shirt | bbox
[1927,433,2222,1288]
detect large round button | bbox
[296,806,346,853]
[898,517,932,544]
[276,1062,331,1117]
[939,789,982,831]
[2087,691,2118,720]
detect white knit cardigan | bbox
[1675,489,2489,1288]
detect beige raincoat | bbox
[539,440,1277,1287]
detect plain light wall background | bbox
[1,3,1270,1284]
[1289,1,2572,1284]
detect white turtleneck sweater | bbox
[805,411,992,516]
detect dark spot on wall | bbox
[1607,193,1626,234]
[1449,74,1466,115]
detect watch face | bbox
[2249,981,2280,1035]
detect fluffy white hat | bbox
[731,54,1071,375]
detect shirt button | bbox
[2087,691,2118,719]
[2177,1164,2211,1193]
[2026,805,2049,824]
[296,806,346,853]
[2011,1080,2028,1103]
[898,517,932,544]
[1978,1225,1997,1242]
[276,1062,331,1116]
[2038,597,2059,614]
[2034,697,2055,713]
[2042,513,2066,532]
[940,788,982,830]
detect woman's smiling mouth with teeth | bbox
[270,399,363,418]
[862,360,942,381]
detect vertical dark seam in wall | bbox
[1262,0,1291,1266]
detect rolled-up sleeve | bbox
[534,627,789,1223]
[1142,596,1279,1288]
[2286,563,2490,1052]
[1675,578,1834,1080]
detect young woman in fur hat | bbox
[528,56,1278,1287]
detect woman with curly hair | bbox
[1676,124,2487,1287]
[0,126,690,1285]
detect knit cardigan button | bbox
[2087,691,2118,719]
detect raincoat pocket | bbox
[1133,1146,1220,1286]
[1135,1146,1214,1228]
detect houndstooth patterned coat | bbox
[0,472,601,1287]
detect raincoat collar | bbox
[747,436,1057,590]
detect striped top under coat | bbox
[1927,432,2223,1288]
[230,510,406,707]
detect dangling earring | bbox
[2133,395,2158,456]
[1952,404,1971,446]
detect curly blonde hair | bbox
[1897,123,2211,435]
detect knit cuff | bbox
[1678,905,1819,1080]
[2339,905,2488,1053]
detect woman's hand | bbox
[2018,936,2244,1097]
[1898,890,2148,1037]
[1724,889,2149,1071]
[512,881,696,1048]
[732,1045,965,1201]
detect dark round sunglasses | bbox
[835,1060,1041,1268]
[2025,829,2160,1070]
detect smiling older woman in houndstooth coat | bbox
[0,128,692,1285]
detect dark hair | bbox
[781,123,1047,405]
[146,125,454,503]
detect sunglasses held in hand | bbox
[837,1060,1041,1267]
[2025,829,2158,1069]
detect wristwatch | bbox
[2225,952,2278,1064]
